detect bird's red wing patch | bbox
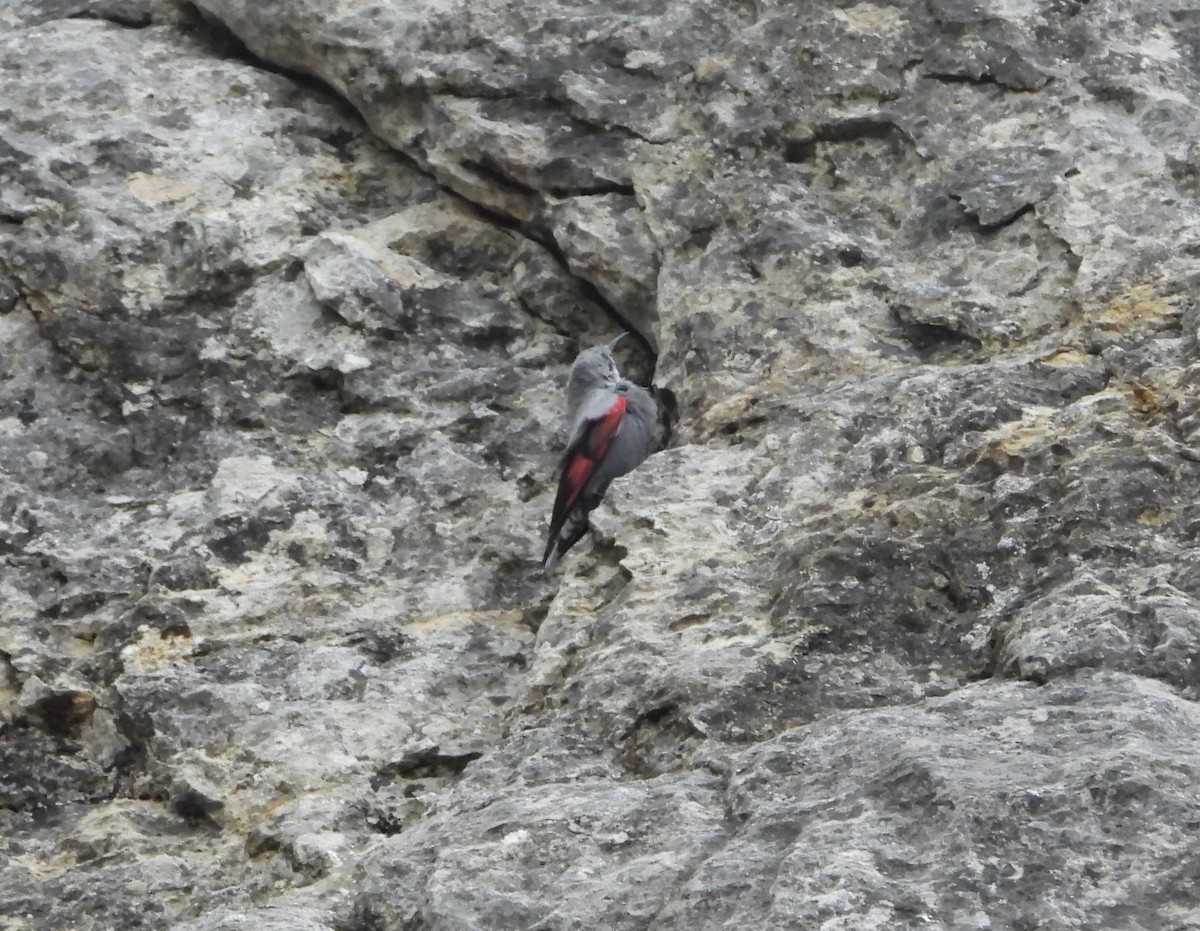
[563,456,593,503]
[586,395,627,456]
[552,396,628,521]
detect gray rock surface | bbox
[3,1,1200,929]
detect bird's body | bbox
[543,337,657,573]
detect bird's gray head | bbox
[568,334,625,393]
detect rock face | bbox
[3,1,1200,929]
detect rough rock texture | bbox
[4,1,1200,929]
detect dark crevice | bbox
[784,116,913,163]
[65,9,153,29]
[654,384,680,449]
[182,2,658,366]
[559,106,667,148]
[924,67,1049,93]
[890,308,984,362]
[625,702,678,734]
[547,181,637,199]
[952,196,1037,233]
[429,85,527,102]
[977,201,1036,232]
[461,157,544,200]
[170,786,225,826]
[819,116,906,143]
[923,70,1002,88]
[371,749,483,788]
[538,230,657,360]
[419,166,658,365]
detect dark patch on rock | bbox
[372,748,484,789]
[205,513,293,564]
[170,786,224,826]
[0,734,111,812]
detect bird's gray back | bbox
[585,381,656,498]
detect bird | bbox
[543,334,658,574]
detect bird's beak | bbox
[606,333,628,352]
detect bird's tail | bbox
[542,506,591,575]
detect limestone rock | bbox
[5,0,1200,929]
